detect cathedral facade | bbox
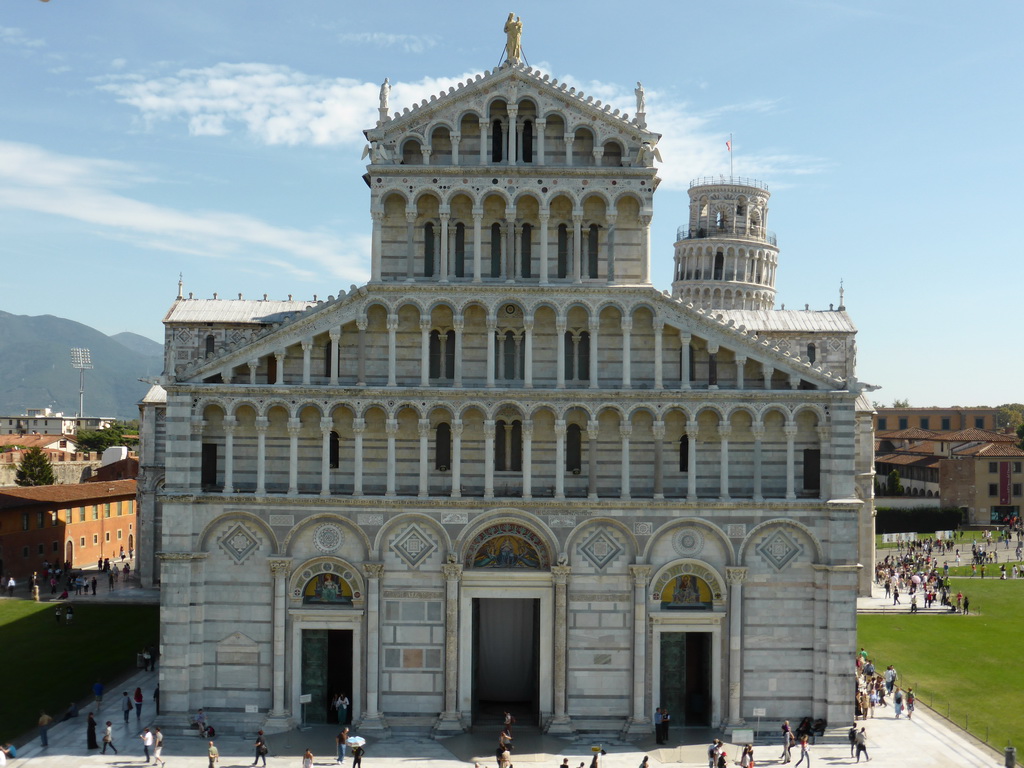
[138,46,875,738]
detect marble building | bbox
[138,34,875,739]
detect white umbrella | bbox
[346,736,366,747]
[911,574,922,584]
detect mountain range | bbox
[0,311,163,421]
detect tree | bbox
[996,403,1024,431]
[1017,423,1024,451]
[886,469,904,497]
[15,447,57,486]
[891,398,910,408]
[75,422,139,454]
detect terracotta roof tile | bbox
[0,479,136,510]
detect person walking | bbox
[208,741,220,768]
[103,721,118,754]
[134,687,144,721]
[335,727,349,764]
[848,723,857,758]
[893,686,904,718]
[140,727,154,763]
[87,712,99,750]
[963,595,970,615]
[253,730,268,767]
[854,727,870,762]
[351,744,364,768]
[302,748,314,768]
[654,708,664,744]
[122,691,133,723]
[793,736,810,768]
[780,721,793,763]
[154,727,165,767]
[38,711,53,748]
[906,688,915,720]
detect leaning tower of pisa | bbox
[672,177,779,310]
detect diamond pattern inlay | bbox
[219,523,260,564]
[579,527,624,570]
[391,524,438,569]
[757,529,802,571]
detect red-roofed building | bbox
[873,407,1004,433]
[0,480,136,580]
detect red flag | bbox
[726,140,732,152]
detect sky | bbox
[1,0,1021,408]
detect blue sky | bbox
[2,1,1020,407]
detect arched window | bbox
[494,420,522,471]
[323,341,334,378]
[205,334,215,357]
[429,330,455,380]
[329,430,340,469]
[806,343,816,363]
[424,222,435,277]
[491,120,503,163]
[564,331,591,381]
[454,222,466,277]
[522,120,534,163]
[566,424,582,474]
[521,223,532,278]
[435,423,452,471]
[679,435,690,472]
[713,252,724,280]
[429,330,442,379]
[502,330,518,380]
[557,224,569,278]
[716,210,727,230]
[444,330,455,378]
[490,223,502,278]
[587,224,599,278]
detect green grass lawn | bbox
[0,600,158,746]
[859,577,1024,750]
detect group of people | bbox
[855,649,915,722]
[875,549,966,613]
[707,738,754,767]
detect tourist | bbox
[963,594,971,615]
[134,687,144,720]
[122,691,133,723]
[103,721,118,754]
[93,679,104,705]
[303,748,314,768]
[708,738,722,767]
[855,727,870,762]
[154,727,165,766]
[38,710,53,748]
[906,688,915,719]
[209,740,220,768]
[661,707,671,743]
[893,686,904,718]
[794,736,810,767]
[780,720,793,763]
[335,727,349,764]
[141,727,154,763]
[740,744,754,768]
[87,712,99,750]
[654,708,664,744]
[848,724,857,757]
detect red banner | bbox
[1000,461,1011,505]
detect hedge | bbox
[875,507,964,534]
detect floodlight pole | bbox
[70,348,93,418]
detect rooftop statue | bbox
[504,13,523,64]
[635,82,645,114]
[379,78,390,111]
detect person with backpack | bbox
[893,686,904,718]
[848,724,857,757]
[854,727,870,762]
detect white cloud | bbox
[111,58,127,69]
[0,26,45,51]
[338,32,439,54]
[0,140,369,283]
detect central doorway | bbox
[300,629,353,724]
[659,631,712,726]
[472,598,540,724]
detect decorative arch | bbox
[739,518,825,566]
[288,556,365,607]
[281,513,373,558]
[458,510,556,570]
[650,559,726,609]
[375,513,453,566]
[198,512,280,560]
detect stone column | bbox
[725,567,748,728]
[247,360,257,385]
[274,351,285,385]
[479,124,487,165]
[386,316,398,387]
[556,319,566,389]
[418,418,430,498]
[653,319,664,390]
[451,133,460,165]
[752,424,765,501]
[679,332,692,388]
[707,343,719,389]
[451,420,463,498]
[320,417,333,496]
[352,418,365,496]
[589,316,599,389]
[329,330,340,386]
[572,215,583,284]
[539,213,550,285]
[686,420,698,500]
[255,417,269,495]
[439,211,450,283]
[621,317,632,388]
[522,420,533,500]
[420,319,431,386]
[564,134,574,166]
[483,420,495,499]
[265,558,293,728]
[405,211,417,279]
[547,564,574,734]
[506,106,518,165]
[223,418,236,494]
[361,563,387,731]
[784,423,797,500]
[356,319,367,386]
[523,319,534,388]
[554,420,566,499]
[761,364,773,390]
[486,318,497,388]
[619,424,632,500]
[472,209,483,283]
[435,563,465,734]
[623,565,653,736]
[718,423,731,500]
[287,418,301,495]
[370,210,384,282]
[301,341,312,385]
[817,425,831,500]
[536,119,546,165]
[606,215,617,283]
[587,419,599,500]
[639,214,651,283]
[735,355,747,389]
[385,418,398,497]
[652,420,665,500]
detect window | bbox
[521,120,534,163]
[898,418,908,430]
[975,417,985,429]
[435,423,452,471]
[679,436,690,472]
[454,222,466,277]
[920,417,929,430]
[586,224,599,278]
[52,541,59,552]
[1014,484,1023,497]
[37,544,44,555]
[557,224,569,278]
[806,343,816,364]
[521,223,533,278]
[117,501,123,516]
[105,532,111,542]
[92,534,98,545]
[877,417,887,431]
[104,503,111,518]
[941,417,950,430]
[51,511,59,526]
[80,537,86,547]
[429,330,455,380]
[22,546,29,558]
[496,330,524,381]
[22,513,29,531]
[803,449,821,493]
[201,443,218,490]
[491,119,503,162]
[490,223,502,277]
[989,462,999,473]
[1015,463,1023,474]
[36,511,44,529]
[92,505,98,521]
[329,431,340,469]
[989,483,999,497]
[117,529,123,540]
[78,506,86,523]
[323,341,334,378]
[205,334,215,357]
[564,331,591,381]
[494,420,522,471]
[566,424,582,474]
[713,251,724,280]
[423,222,435,277]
